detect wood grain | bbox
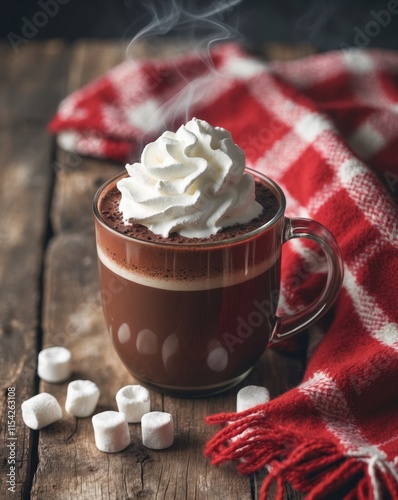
[0,41,71,500]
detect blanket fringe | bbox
[205,411,398,499]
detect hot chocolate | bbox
[95,176,281,395]
[94,118,344,396]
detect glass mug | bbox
[93,169,344,397]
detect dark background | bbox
[1,0,398,52]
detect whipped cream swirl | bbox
[117,118,263,238]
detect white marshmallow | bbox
[141,411,174,450]
[37,346,72,383]
[21,393,62,430]
[92,411,130,453]
[237,385,270,412]
[116,385,150,423]
[65,380,100,417]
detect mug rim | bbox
[92,167,286,249]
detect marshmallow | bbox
[92,411,130,453]
[116,385,150,423]
[37,346,72,383]
[65,380,100,417]
[237,385,270,412]
[21,393,62,430]
[141,411,174,450]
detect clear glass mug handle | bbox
[269,217,344,343]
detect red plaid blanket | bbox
[50,44,398,499]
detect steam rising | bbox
[126,0,242,54]
[124,0,243,140]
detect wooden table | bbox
[0,39,310,499]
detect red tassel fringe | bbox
[205,410,398,499]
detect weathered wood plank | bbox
[0,40,72,128]
[51,155,122,234]
[0,130,40,500]
[0,40,72,500]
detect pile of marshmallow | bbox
[21,347,174,452]
[22,346,271,453]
